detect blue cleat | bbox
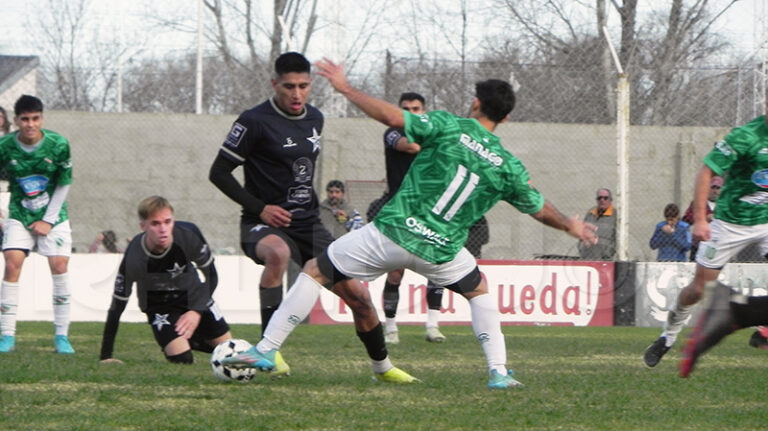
[0,335,15,353]
[54,335,75,354]
[487,369,524,389]
[221,346,276,371]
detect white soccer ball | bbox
[210,339,257,383]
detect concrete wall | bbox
[43,111,730,260]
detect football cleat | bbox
[384,329,400,345]
[643,336,670,367]
[487,369,524,389]
[425,327,446,343]
[748,329,768,349]
[269,350,291,379]
[373,367,421,384]
[0,335,15,353]
[680,282,740,378]
[221,346,276,371]
[54,335,75,354]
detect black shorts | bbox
[240,219,335,266]
[146,302,230,349]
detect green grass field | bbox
[1,322,767,430]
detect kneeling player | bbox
[99,196,232,364]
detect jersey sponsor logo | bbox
[459,134,503,167]
[288,185,312,205]
[739,191,768,205]
[292,157,313,183]
[17,174,49,196]
[21,191,50,212]
[283,137,297,147]
[307,127,322,152]
[405,216,450,246]
[759,148,768,155]
[224,122,247,148]
[714,140,733,157]
[752,169,768,189]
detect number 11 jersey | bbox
[373,110,544,264]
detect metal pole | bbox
[616,74,630,261]
[195,0,203,115]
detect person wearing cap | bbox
[681,175,722,261]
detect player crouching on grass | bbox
[223,59,598,389]
[99,196,234,365]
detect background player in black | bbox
[369,92,489,344]
[99,196,232,364]
[209,52,392,377]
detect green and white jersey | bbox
[705,115,768,226]
[374,110,544,264]
[0,130,72,228]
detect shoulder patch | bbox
[224,122,247,148]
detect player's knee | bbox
[165,350,194,364]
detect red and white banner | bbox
[310,259,614,326]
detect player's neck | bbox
[474,116,498,133]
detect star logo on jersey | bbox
[307,128,322,152]
[167,263,185,279]
[152,313,171,331]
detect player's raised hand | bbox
[261,204,292,228]
[314,58,351,93]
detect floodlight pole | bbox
[602,26,630,262]
[195,0,204,115]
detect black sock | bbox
[260,285,283,336]
[426,281,444,310]
[383,282,400,318]
[731,296,768,328]
[357,323,387,361]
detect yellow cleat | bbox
[374,366,421,384]
[269,350,291,379]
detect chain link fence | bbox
[34,52,765,263]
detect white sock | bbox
[257,273,322,353]
[52,273,71,336]
[426,308,440,329]
[1,281,19,337]
[384,317,398,333]
[662,297,694,347]
[470,294,507,375]
[371,357,394,374]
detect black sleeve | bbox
[208,153,266,217]
[99,297,127,360]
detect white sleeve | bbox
[42,184,71,225]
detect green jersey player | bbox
[644,114,768,368]
[222,58,598,389]
[0,95,74,354]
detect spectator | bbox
[0,107,9,136]
[318,180,355,239]
[578,188,616,260]
[682,176,721,261]
[649,203,691,262]
[89,230,123,253]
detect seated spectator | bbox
[649,203,691,262]
[89,230,123,253]
[318,180,356,239]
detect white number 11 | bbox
[431,164,478,221]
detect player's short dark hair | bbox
[326,180,345,192]
[475,79,515,123]
[398,92,425,106]
[664,203,680,218]
[138,196,174,220]
[275,52,310,76]
[14,95,43,116]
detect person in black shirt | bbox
[210,52,404,380]
[99,196,231,364]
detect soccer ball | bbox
[210,339,257,383]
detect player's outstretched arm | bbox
[530,201,598,246]
[315,58,405,128]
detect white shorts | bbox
[327,223,476,286]
[696,219,768,268]
[2,219,72,257]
